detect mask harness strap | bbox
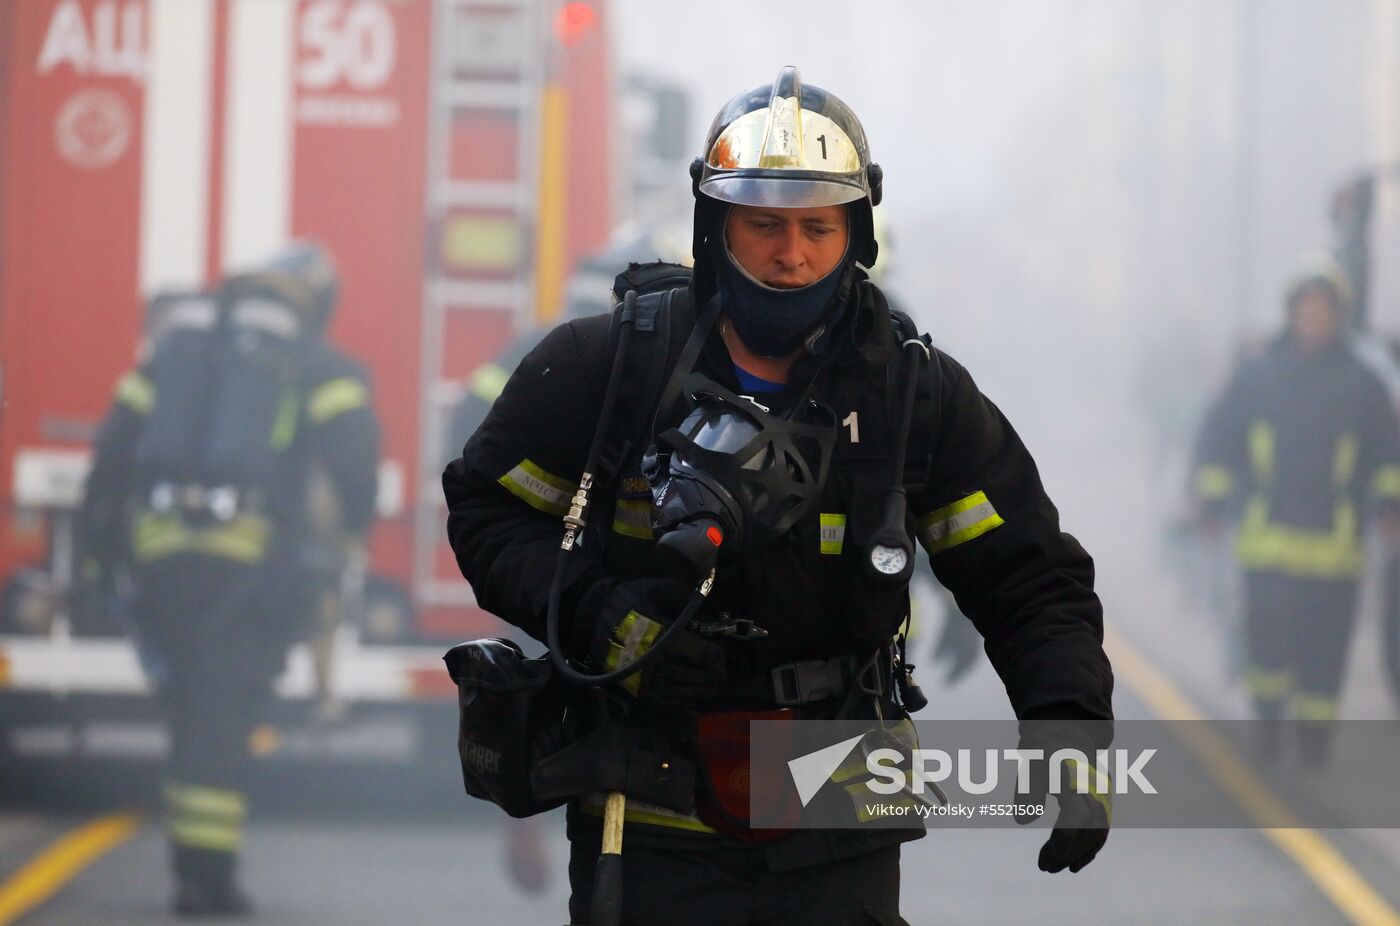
[648,296,724,440]
[547,292,721,687]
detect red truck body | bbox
[0,0,614,658]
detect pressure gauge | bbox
[864,491,916,583]
[869,544,910,576]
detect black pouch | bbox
[531,720,698,814]
[444,638,577,818]
[445,638,706,818]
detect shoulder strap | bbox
[594,285,697,485]
[581,286,698,555]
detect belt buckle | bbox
[771,659,845,707]
[771,664,804,707]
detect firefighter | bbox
[79,242,380,916]
[444,68,1113,924]
[1192,253,1400,766]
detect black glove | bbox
[576,577,726,706]
[1012,722,1112,873]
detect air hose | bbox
[545,289,714,686]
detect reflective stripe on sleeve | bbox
[307,376,369,424]
[1062,757,1114,825]
[115,371,155,414]
[1194,465,1235,500]
[607,610,662,670]
[1373,465,1400,499]
[470,363,510,403]
[605,610,662,696]
[497,459,573,516]
[611,498,653,540]
[819,513,847,555]
[918,491,1004,554]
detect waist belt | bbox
[730,650,889,707]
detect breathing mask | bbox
[642,374,837,584]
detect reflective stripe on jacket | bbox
[1193,338,1400,579]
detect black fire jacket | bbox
[1192,336,1400,580]
[444,281,1112,725]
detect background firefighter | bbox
[1191,253,1400,766]
[77,242,380,916]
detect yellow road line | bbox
[1107,628,1400,926]
[0,813,141,925]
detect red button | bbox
[706,525,724,547]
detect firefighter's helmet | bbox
[691,67,881,268]
[222,240,340,331]
[1284,251,1353,320]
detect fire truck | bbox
[0,0,625,777]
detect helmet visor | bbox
[701,173,866,208]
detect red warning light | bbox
[706,525,724,547]
[554,2,597,47]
